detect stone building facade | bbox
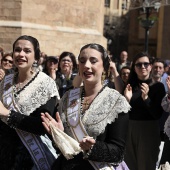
[128,6,170,59]
[0,0,107,56]
[104,0,170,60]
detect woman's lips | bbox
[83,71,93,78]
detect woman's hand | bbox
[109,61,118,77]
[48,68,57,80]
[0,101,10,117]
[140,83,149,100]
[0,69,5,81]
[65,67,72,79]
[79,136,96,152]
[124,84,132,102]
[41,112,64,135]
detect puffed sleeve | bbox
[161,94,170,113]
[7,97,56,135]
[85,112,129,164]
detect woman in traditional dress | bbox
[159,76,170,165]
[124,52,165,170]
[0,35,60,169]
[41,43,131,170]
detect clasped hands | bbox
[41,112,95,152]
[124,83,149,102]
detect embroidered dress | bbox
[52,86,131,170]
[0,71,60,170]
[159,94,170,165]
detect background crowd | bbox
[0,38,170,170]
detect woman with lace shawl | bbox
[159,76,170,165]
[0,35,60,169]
[41,43,131,170]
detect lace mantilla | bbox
[162,94,170,140]
[59,87,131,139]
[12,72,59,116]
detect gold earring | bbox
[101,71,106,84]
[108,69,110,78]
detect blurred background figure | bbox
[116,51,131,73]
[120,66,131,86]
[44,51,78,98]
[163,60,170,75]
[38,51,47,71]
[56,51,78,97]
[0,52,14,81]
[43,56,59,80]
[151,58,167,90]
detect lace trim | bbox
[13,72,60,116]
[164,115,170,140]
[162,95,170,140]
[82,87,131,138]
[13,71,39,95]
[59,87,131,139]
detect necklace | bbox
[80,85,106,115]
[14,72,35,92]
[83,98,90,109]
[16,78,30,91]
[81,88,86,115]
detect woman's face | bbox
[47,59,58,71]
[134,56,152,80]
[13,40,35,71]
[78,48,104,85]
[1,56,13,70]
[59,56,73,72]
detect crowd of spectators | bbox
[0,40,170,170]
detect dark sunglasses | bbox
[135,62,150,69]
[3,58,13,64]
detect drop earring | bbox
[31,61,38,73]
[101,71,106,85]
[32,61,38,67]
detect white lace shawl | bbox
[0,72,60,116]
[59,86,131,139]
[162,94,170,140]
